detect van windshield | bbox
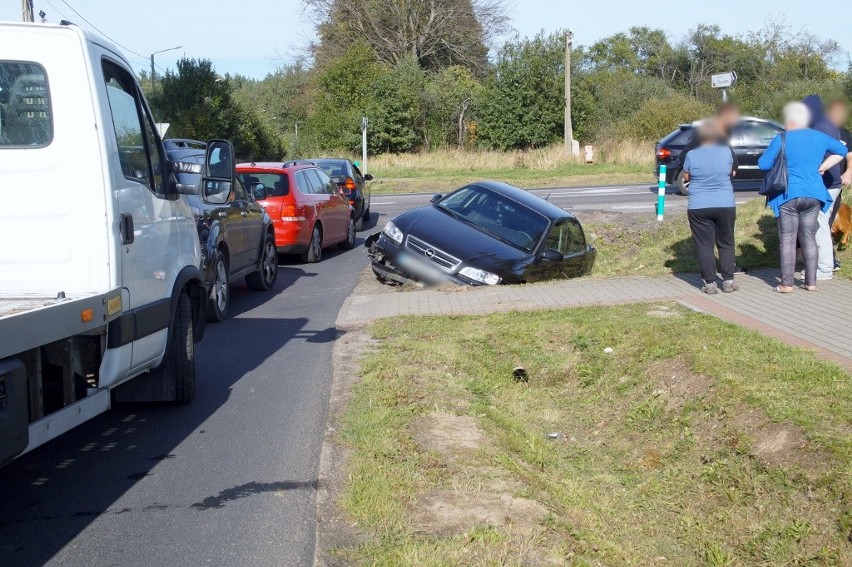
[0,62,52,147]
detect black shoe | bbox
[834,259,841,272]
[733,264,747,274]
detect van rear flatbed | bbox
[0,290,122,359]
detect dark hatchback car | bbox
[366,181,596,286]
[655,117,783,195]
[300,158,373,230]
[165,139,278,322]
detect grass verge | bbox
[335,305,851,565]
[587,195,852,280]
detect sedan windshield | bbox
[436,186,549,251]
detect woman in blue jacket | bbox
[758,102,847,292]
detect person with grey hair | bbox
[758,101,848,292]
[682,119,737,294]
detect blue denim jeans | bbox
[778,197,821,287]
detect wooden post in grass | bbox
[657,165,667,221]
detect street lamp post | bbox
[150,46,182,93]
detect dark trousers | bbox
[778,197,821,287]
[687,207,736,283]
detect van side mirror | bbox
[540,248,564,262]
[202,139,235,204]
[430,193,442,204]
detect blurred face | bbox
[827,102,848,128]
[717,107,741,132]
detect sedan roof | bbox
[465,180,576,221]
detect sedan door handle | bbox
[218,212,227,218]
[240,211,248,217]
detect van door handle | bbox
[119,213,134,244]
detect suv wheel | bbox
[675,169,690,196]
[246,234,278,291]
[301,224,322,263]
[208,250,229,322]
[339,215,356,250]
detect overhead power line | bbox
[54,0,149,62]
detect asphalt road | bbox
[370,182,762,221]
[0,241,369,567]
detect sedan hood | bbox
[392,205,531,273]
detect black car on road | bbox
[366,181,596,286]
[166,139,278,322]
[300,158,373,231]
[655,117,783,195]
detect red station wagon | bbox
[237,162,356,263]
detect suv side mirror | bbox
[540,248,564,262]
[363,173,374,182]
[202,139,235,205]
[430,193,443,204]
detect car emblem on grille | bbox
[424,249,435,258]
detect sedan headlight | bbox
[459,266,501,285]
[382,221,404,244]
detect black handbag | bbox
[759,133,787,199]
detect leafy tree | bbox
[151,58,281,160]
[478,32,566,150]
[305,0,509,73]
[423,65,483,148]
[365,56,426,153]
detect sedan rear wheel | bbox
[339,215,356,250]
[301,224,323,263]
[207,250,229,322]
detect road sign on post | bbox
[711,71,737,102]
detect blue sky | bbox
[2,1,849,79]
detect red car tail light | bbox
[280,204,304,222]
[656,147,672,160]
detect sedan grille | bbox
[405,235,461,272]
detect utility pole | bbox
[149,46,182,94]
[361,117,368,174]
[564,29,577,156]
[21,0,34,22]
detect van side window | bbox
[0,62,52,147]
[141,109,165,194]
[102,62,154,191]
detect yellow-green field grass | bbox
[334,305,851,565]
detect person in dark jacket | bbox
[826,99,852,271]
[803,95,844,280]
[759,102,847,292]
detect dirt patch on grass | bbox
[413,413,486,455]
[414,489,549,537]
[731,409,831,474]
[648,357,713,412]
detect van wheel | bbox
[339,215,356,250]
[207,250,229,322]
[169,291,195,404]
[301,224,322,263]
[675,169,690,196]
[247,234,278,291]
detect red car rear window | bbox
[239,172,289,197]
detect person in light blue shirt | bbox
[758,101,848,292]
[682,120,737,294]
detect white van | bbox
[0,22,235,466]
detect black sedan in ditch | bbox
[366,181,596,286]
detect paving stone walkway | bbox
[337,269,852,370]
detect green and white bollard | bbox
[657,165,666,221]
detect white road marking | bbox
[371,201,396,205]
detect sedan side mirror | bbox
[363,173,374,182]
[540,248,564,262]
[430,193,443,204]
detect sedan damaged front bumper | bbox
[365,232,477,287]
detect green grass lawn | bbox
[369,163,650,194]
[335,305,851,566]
